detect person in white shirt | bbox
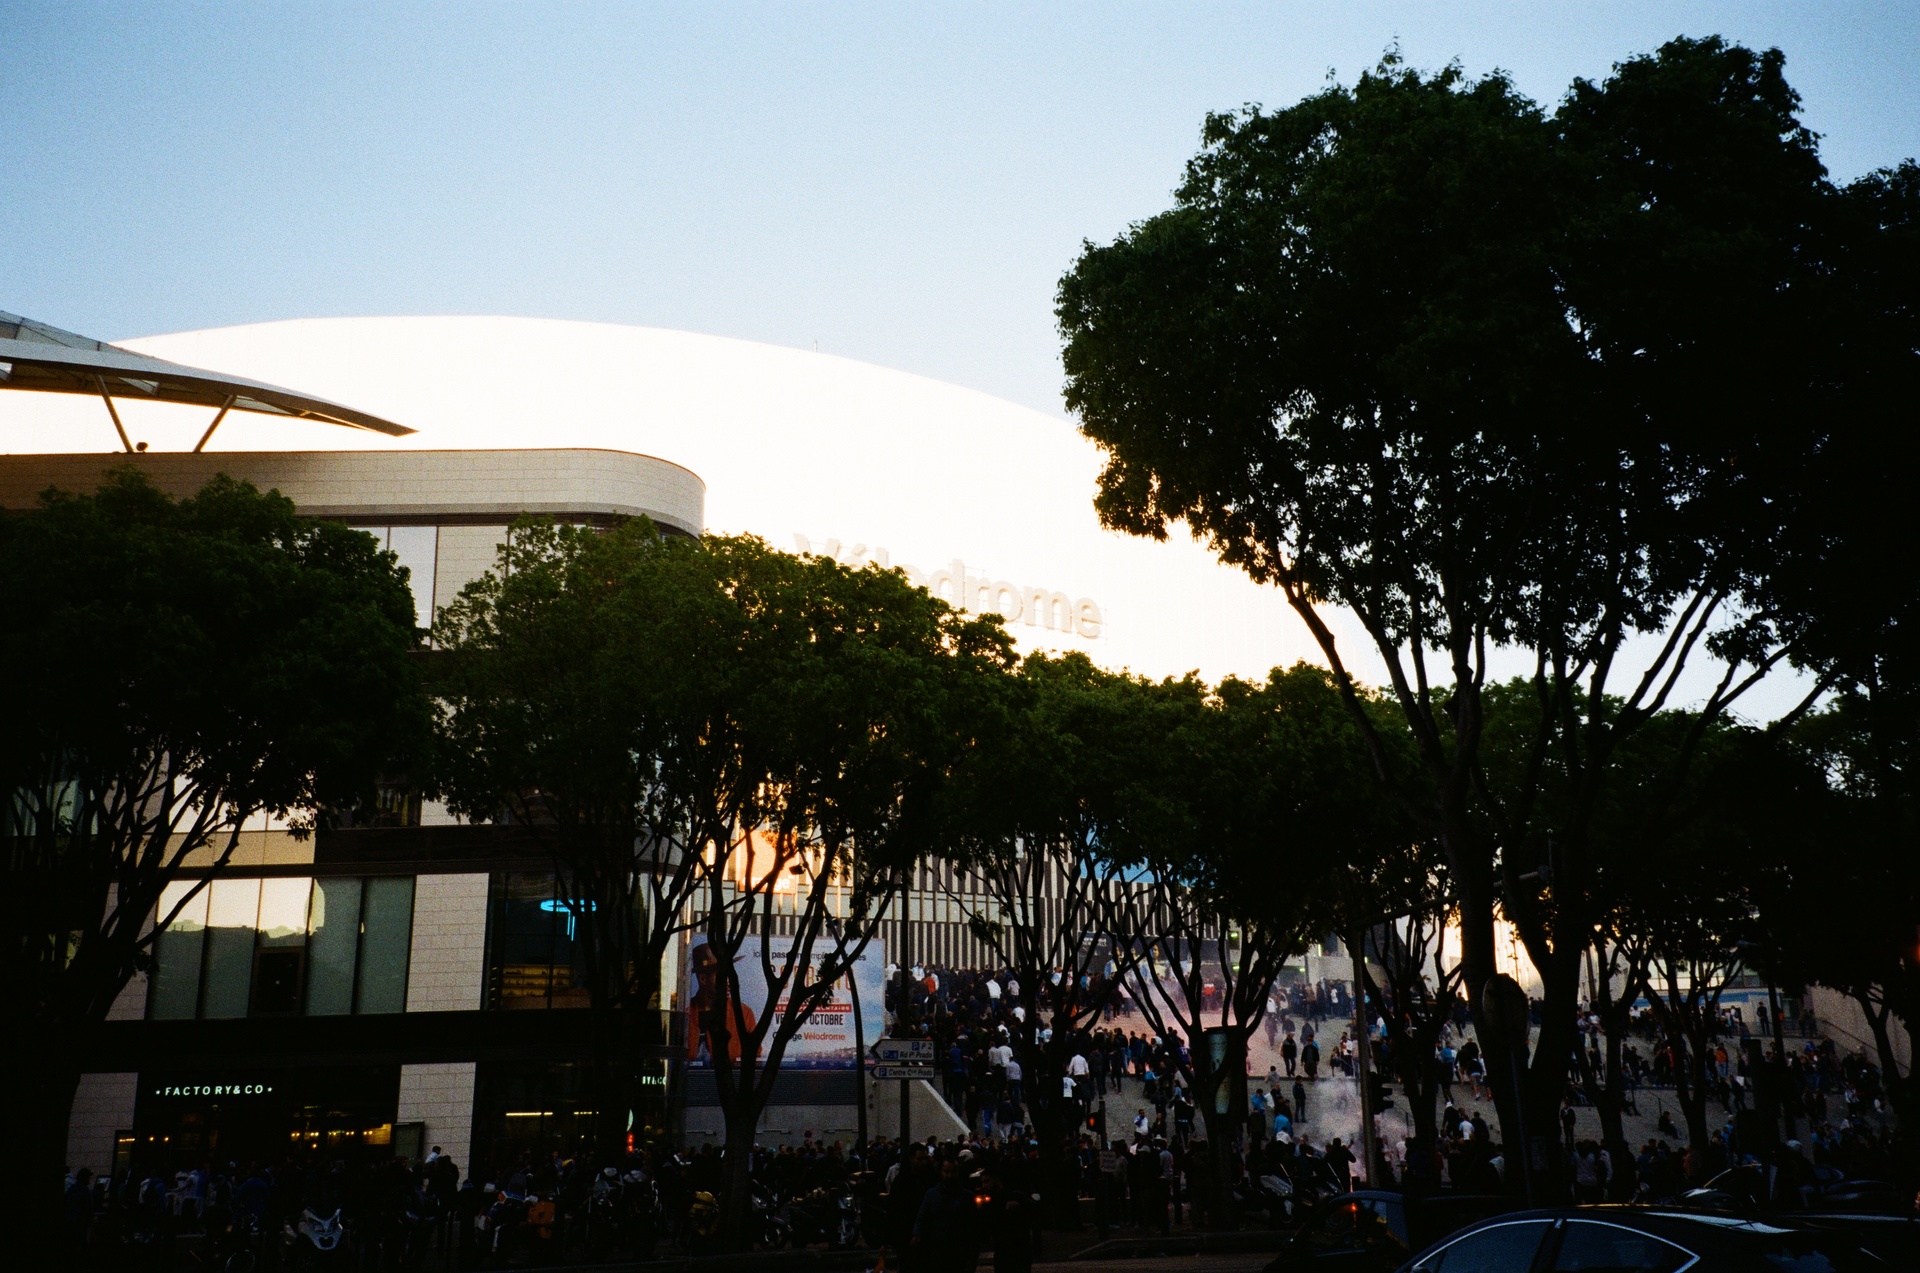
[986,978,1002,1001]
[988,1042,1013,1070]
[1004,1057,1024,1104]
[1068,1052,1091,1079]
[1006,976,1020,998]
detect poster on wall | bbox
[685,935,885,1071]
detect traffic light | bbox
[1367,1073,1395,1111]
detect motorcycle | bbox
[751,1180,792,1249]
[785,1185,859,1248]
[1232,1171,1296,1226]
[852,1170,888,1248]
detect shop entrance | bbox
[471,1059,675,1181]
[132,1066,401,1172]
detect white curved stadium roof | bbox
[0,316,1325,682]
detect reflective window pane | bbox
[1416,1221,1551,1272]
[306,877,362,1016]
[386,525,439,629]
[201,878,261,1019]
[355,876,414,1014]
[257,877,312,948]
[149,881,209,1020]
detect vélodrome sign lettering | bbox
[794,534,1104,639]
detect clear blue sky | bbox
[6,2,1916,416]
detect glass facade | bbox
[484,872,590,1010]
[150,875,415,1019]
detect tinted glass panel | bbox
[201,878,261,1019]
[355,876,414,1014]
[1416,1220,1552,1272]
[149,882,208,1020]
[306,877,362,1016]
[1553,1221,1690,1272]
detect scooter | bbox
[282,1207,346,1268]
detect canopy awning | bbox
[0,311,414,446]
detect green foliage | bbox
[1,467,426,1024]
[432,520,1015,1177]
[1056,34,1917,1183]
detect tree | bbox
[436,526,1010,1203]
[435,519,756,1159]
[1750,159,1920,1157]
[1754,698,1920,1149]
[1105,664,1394,1224]
[679,541,1013,1244]
[1,469,426,1254]
[1056,38,1864,1192]
[957,653,1150,1222]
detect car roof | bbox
[1452,1207,1844,1248]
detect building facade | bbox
[2,448,707,1182]
[10,446,1142,1175]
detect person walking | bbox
[981,1162,1033,1273]
[913,1157,979,1273]
[1325,1138,1356,1192]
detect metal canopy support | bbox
[192,396,236,453]
[96,377,134,453]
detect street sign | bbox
[875,1037,934,1064]
[873,1064,935,1081]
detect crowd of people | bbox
[60,962,1907,1269]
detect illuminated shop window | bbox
[484,872,591,1010]
[149,875,415,1019]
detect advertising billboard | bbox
[685,935,886,1071]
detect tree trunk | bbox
[1673,1034,1713,1183]
[1857,992,1917,1151]
[1594,1009,1636,1198]
[1455,864,1534,1199]
[1192,1027,1247,1231]
[719,1100,759,1251]
[1523,946,1582,1200]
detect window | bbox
[1552,1221,1692,1272]
[1413,1220,1553,1272]
[485,873,590,1010]
[359,525,438,629]
[149,875,415,1019]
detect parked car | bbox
[1685,1163,1910,1215]
[1264,1191,1511,1272]
[1789,1213,1920,1266]
[1395,1208,1888,1271]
